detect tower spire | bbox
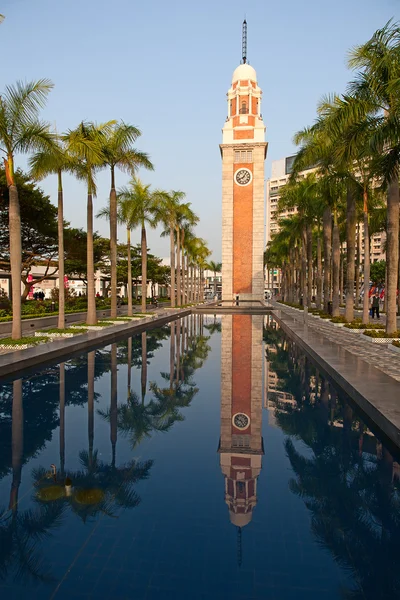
[242,19,247,64]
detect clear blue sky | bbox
[2,0,398,261]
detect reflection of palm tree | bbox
[33,452,153,524]
[59,363,65,477]
[110,344,118,467]
[265,321,400,599]
[141,332,147,403]
[9,380,23,512]
[0,379,65,583]
[87,351,95,469]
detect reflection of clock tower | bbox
[219,314,264,563]
[221,21,267,302]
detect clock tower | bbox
[220,21,267,302]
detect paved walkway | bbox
[274,304,400,383]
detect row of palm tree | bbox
[265,322,400,599]
[0,80,212,339]
[266,20,400,333]
[97,181,212,315]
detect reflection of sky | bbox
[0,318,380,598]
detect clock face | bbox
[235,168,252,186]
[233,413,250,430]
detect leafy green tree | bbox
[64,228,109,286]
[370,260,386,285]
[0,79,54,337]
[0,168,59,302]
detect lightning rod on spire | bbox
[242,19,247,64]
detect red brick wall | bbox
[232,314,252,433]
[234,129,254,140]
[233,165,253,293]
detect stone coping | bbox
[0,309,190,381]
[272,308,400,450]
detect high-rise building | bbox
[220,22,267,302]
[266,156,386,263]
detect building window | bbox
[232,435,250,448]
[239,101,248,114]
[234,150,253,163]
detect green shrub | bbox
[344,322,385,330]
[392,341,400,348]
[363,330,400,338]
[330,316,347,323]
[0,336,49,347]
[37,327,88,334]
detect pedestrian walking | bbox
[371,293,380,319]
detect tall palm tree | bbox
[63,121,111,324]
[118,177,158,313]
[100,122,153,318]
[29,136,71,329]
[345,21,400,334]
[207,260,222,298]
[175,203,198,306]
[157,190,186,308]
[0,79,54,338]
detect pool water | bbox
[0,314,399,600]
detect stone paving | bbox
[275,304,400,383]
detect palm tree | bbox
[346,21,400,333]
[157,190,186,308]
[118,177,158,313]
[29,136,71,329]
[172,202,197,306]
[0,79,54,338]
[63,121,111,325]
[207,260,222,298]
[100,122,153,318]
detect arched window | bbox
[240,101,248,115]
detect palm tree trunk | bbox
[332,213,340,317]
[57,171,65,330]
[9,183,22,339]
[355,225,360,310]
[88,351,95,468]
[110,167,118,319]
[307,224,313,305]
[176,228,181,306]
[59,363,65,476]
[170,227,175,308]
[340,244,344,308]
[301,227,307,308]
[345,187,356,323]
[190,265,194,303]
[316,234,322,309]
[386,177,399,334]
[170,321,175,389]
[323,207,332,313]
[86,190,97,325]
[141,332,147,403]
[127,336,132,397]
[127,228,132,316]
[110,344,117,468]
[141,225,147,313]
[9,379,23,511]
[362,196,370,325]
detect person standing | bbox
[371,293,380,319]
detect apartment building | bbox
[266,155,386,262]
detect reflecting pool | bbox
[0,314,399,599]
